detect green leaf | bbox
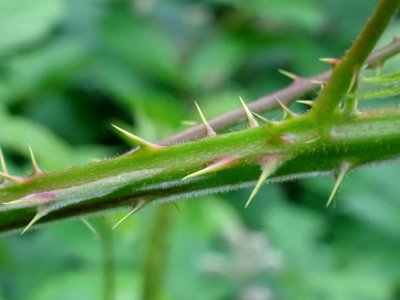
[0,0,62,55]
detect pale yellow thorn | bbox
[111,124,163,151]
[310,80,326,86]
[21,208,47,234]
[326,162,352,207]
[278,69,299,81]
[252,113,275,125]
[194,101,216,137]
[239,97,259,128]
[183,157,236,180]
[28,145,43,175]
[276,98,295,118]
[296,100,314,107]
[112,200,146,230]
[245,157,282,208]
[319,57,339,66]
[2,194,40,206]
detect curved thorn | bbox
[326,162,352,207]
[183,156,237,180]
[194,101,216,137]
[239,97,259,128]
[111,124,163,151]
[245,156,282,208]
[28,145,43,175]
[21,207,48,234]
[276,98,296,118]
[81,218,100,239]
[278,69,300,81]
[112,200,146,230]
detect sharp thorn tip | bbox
[326,162,352,207]
[245,157,282,208]
[111,124,162,151]
[21,209,47,234]
[194,101,216,137]
[239,97,259,128]
[28,145,43,175]
[278,69,300,81]
[112,200,146,230]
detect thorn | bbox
[3,192,54,206]
[0,172,26,184]
[3,194,39,206]
[252,113,275,125]
[194,102,216,137]
[111,124,163,151]
[21,207,48,234]
[245,156,282,208]
[276,98,296,119]
[239,97,259,128]
[319,57,339,67]
[310,80,326,86]
[28,145,43,175]
[278,69,301,81]
[326,162,352,207]
[112,199,146,230]
[81,218,100,239]
[182,156,237,180]
[296,100,314,107]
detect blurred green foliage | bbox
[0,0,399,299]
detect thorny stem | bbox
[0,1,399,236]
[160,38,400,145]
[312,0,400,122]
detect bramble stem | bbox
[312,0,400,122]
[160,38,400,145]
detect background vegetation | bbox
[0,0,399,299]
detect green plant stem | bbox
[99,219,115,300]
[312,0,400,123]
[141,205,172,300]
[0,109,399,233]
[160,38,400,145]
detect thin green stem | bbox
[141,205,173,300]
[99,219,115,300]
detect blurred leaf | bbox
[101,10,178,84]
[0,0,62,55]
[7,38,88,96]
[186,35,247,90]
[0,113,72,170]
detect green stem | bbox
[312,0,400,123]
[99,219,115,300]
[161,39,400,145]
[0,109,399,233]
[141,205,172,300]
